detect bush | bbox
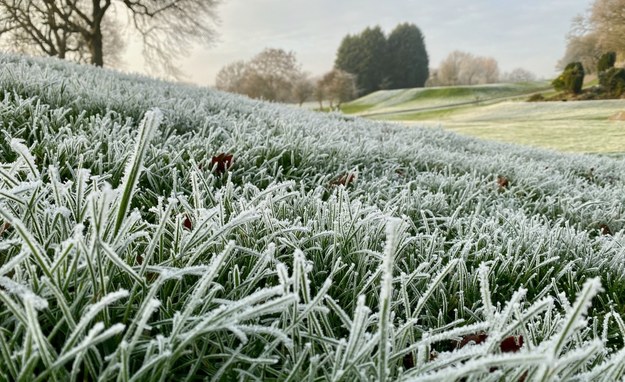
[551,76,565,92]
[527,93,545,102]
[597,52,616,73]
[552,62,584,94]
[601,67,625,97]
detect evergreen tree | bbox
[334,34,365,89]
[335,26,387,95]
[387,23,429,88]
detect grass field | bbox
[341,82,550,116]
[4,54,625,381]
[344,83,625,154]
[387,100,625,154]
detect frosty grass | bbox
[2,53,625,381]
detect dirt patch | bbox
[609,111,625,121]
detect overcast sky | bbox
[122,0,592,86]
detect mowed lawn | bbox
[372,99,625,154]
[341,81,625,154]
[341,82,550,116]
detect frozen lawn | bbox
[1,54,625,380]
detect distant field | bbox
[384,100,625,154]
[342,83,625,154]
[341,82,550,116]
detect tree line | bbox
[216,23,430,107]
[216,23,538,106]
[0,2,542,105]
[215,48,357,109]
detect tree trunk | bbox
[90,29,104,67]
[90,0,104,67]
[57,35,66,59]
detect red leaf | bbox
[402,353,414,370]
[453,333,524,379]
[183,216,193,230]
[600,224,612,236]
[500,335,523,353]
[497,175,509,190]
[330,172,357,187]
[211,153,234,175]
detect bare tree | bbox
[437,51,500,85]
[437,50,466,86]
[0,0,220,75]
[0,0,87,60]
[425,68,441,87]
[590,0,625,55]
[244,48,301,101]
[477,57,500,83]
[503,68,537,83]
[557,31,603,74]
[292,74,315,106]
[215,48,305,103]
[215,60,247,93]
[559,1,625,72]
[317,69,357,109]
[313,78,325,109]
[459,52,482,85]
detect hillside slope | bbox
[2,54,625,380]
[342,82,550,116]
[391,100,625,154]
[343,83,625,154]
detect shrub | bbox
[552,62,584,94]
[527,93,545,102]
[551,76,565,92]
[601,67,625,97]
[597,52,616,73]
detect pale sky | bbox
[122,0,592,86]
